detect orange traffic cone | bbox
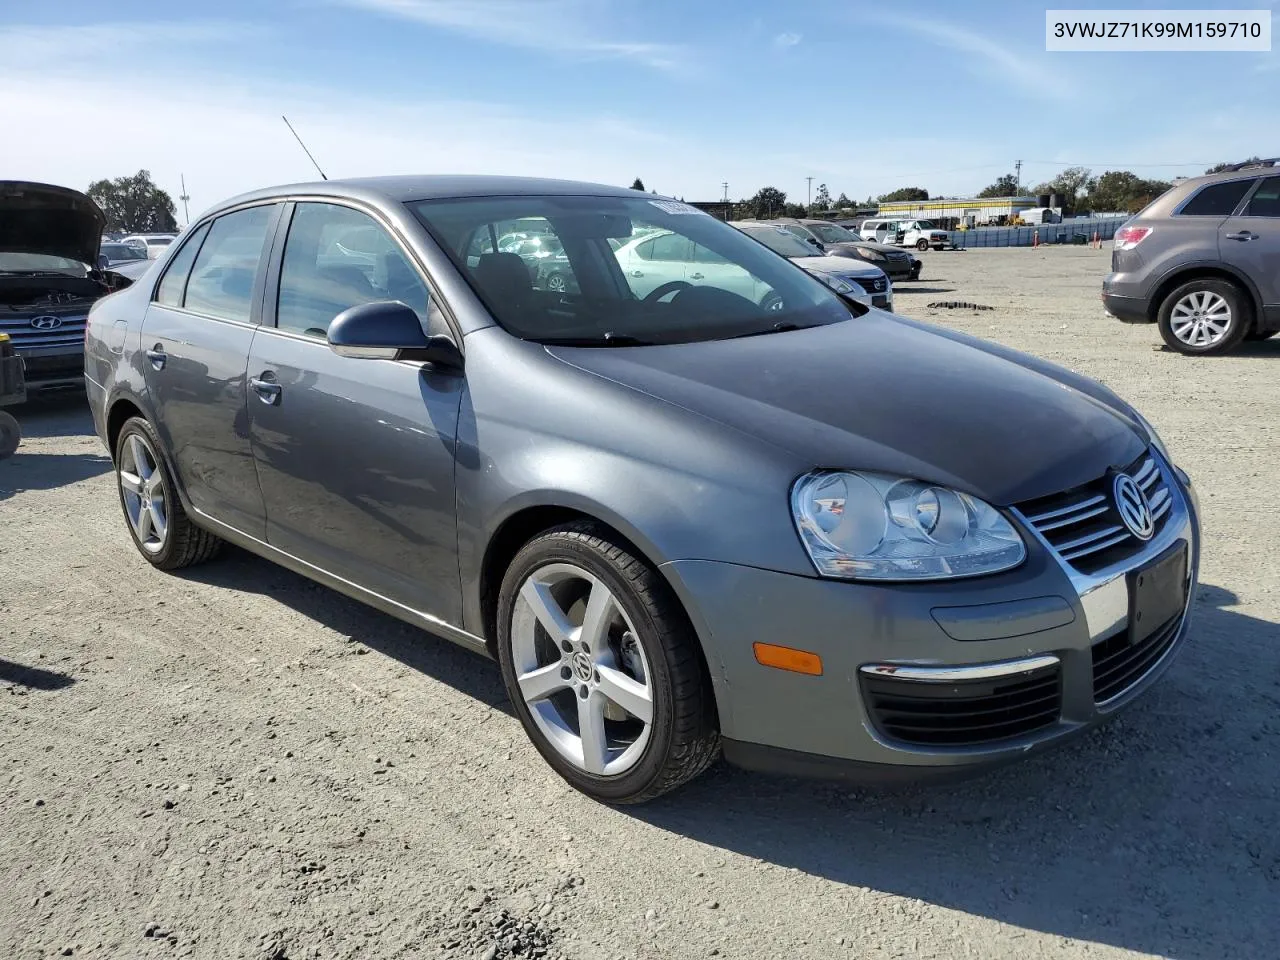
[1032,229,1040,249]
[1092,230,1100,249]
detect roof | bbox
[211,175,646,216]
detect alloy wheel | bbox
[1169,291,1232,348]
[119,432,169,553]
[510,562,654,776]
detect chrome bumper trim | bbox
[859,654,1060,683]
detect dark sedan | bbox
[775,219,921,280]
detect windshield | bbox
[411,196,853,345]
[736,224,822,259]
[914,220,936,229]
[0,252,88,275]
[808,223,856,244]
[100,243,147,261]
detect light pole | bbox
[806,176,814,213]
[721,181,728,203]
[179,174,190,226]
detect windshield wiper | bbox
[727,321,819,340]
[538,333,656,347]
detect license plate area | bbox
[1128,542,1187,644]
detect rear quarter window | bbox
[1177,179,1256,217]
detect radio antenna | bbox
[281,115,328,180]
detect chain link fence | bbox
[948,217,1123,249]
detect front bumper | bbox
[663,456,1200,781]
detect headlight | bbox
[858,248,886,261]
[812,272,858,295]
[1131,409,1173,464]
[790,471,1025,580]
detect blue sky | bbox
[2,0,1276,221]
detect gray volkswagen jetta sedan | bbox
[85,176,1201,803]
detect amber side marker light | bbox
[752,642,823,676]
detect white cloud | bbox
[333,0,688,71]
[860,13,1073,102]
[773,32,802,48]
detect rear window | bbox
[1178,179,1255,216]
[1243,177,1280,217]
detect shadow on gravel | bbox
[4,391,93,439]
[175,546,510,711]
[894,286,956,295]
[0,453,112,500]
[631,582,1279,960]
[0,658,76,691]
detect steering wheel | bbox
[643,280,691,303]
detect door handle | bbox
[145,346,166,370]
[630,270,644,278]
[249,376,282,405]
[689,272,705,280]
[1225,231,1259,241]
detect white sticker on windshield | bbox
[648,200,707,216]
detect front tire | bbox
[0,410,19,460]
[114,416,222,570]
[495,521,719,804]
[1157,279,1249,355]
[916,239,929,251]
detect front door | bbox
[140,204,280,537]
[1220,175,1280,318]
[617,232,690,298]
[246,201,464,624]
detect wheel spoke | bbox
[149,499,168,542]
[578,579,617,653]
[517,662,570,704]
[135,503,153,541]
[597,664,652,724]
[129,436,152,481]
[577,692,609,774]
[1203,318,1228,336]
[119,470,144,497]
[519,579,574,646]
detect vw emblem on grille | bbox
[30,315,63,330]
[1113,473,1154,541]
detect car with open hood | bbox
[0,181,131,392]
[85,176,1200,804]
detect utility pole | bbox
[179,174,190,226]
[1014,159,1022,196]
[721,181,729,203]
[806,176,814,212]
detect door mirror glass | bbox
[327,300,461,367]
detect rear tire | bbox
[1157,279,1249,356]
[0,410,19,460]
[495,521,719,804]
[915,239,929,251]
[114,416,223,570]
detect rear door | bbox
[246,200,464,624]
[1220,175,1280,319]
[687,241,762,303]
[140,203,280,537]
[617,232,689,298]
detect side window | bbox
[155,223,210,307]
[648,233,692,262]
[1243,177,1280,217]
[1179,179,1255,217]
[183,206,276,323]
[277,202,430,338]
[692,243,729,264]
[634,238,657,261]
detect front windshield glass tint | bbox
[0,253,87,274]
[739,224,820,258]
[412,196,851,344]
[809,223,855,243]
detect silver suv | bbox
[1102,159,1280,355]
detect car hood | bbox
[548,314,1146,505]
[0,181,105,267]
[788,254,882,278]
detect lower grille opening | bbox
[861,662,1061,747]
[1091,614,1183,703]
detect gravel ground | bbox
[1,245,1276,960]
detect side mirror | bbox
[327,300,462,369]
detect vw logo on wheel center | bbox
[1113,473,1155,541]
[30,315,63,330]
[571,651,593,683]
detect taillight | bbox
[1114,226,1152,251]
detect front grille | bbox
[851,276,887,294]
[0,313,88,350]
[1091,613,1183,703]
[1016,451,1173,575]
[860,662,1061,747]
